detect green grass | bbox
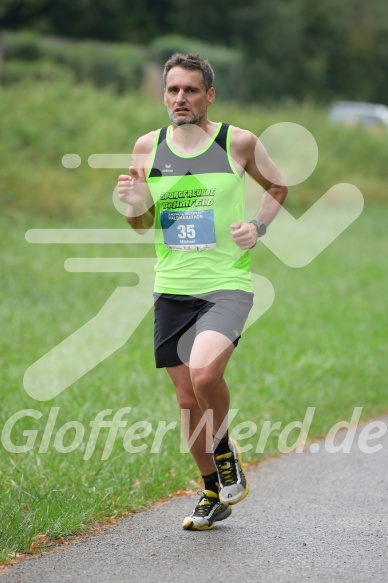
[1,79,388,561]
[1,203,387,561]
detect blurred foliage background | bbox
[1,0,388,104]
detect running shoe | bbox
[213,438,249,505]
[182,490,232,531]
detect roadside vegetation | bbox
[1,75,387,562]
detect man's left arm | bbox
[230,129,288,250]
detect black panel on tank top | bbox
[148,123,234,178]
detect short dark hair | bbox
[163,53,215,92]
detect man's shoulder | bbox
[229,126,258,162]
[134,129,161,154]
[132,129,165,171]
[230,125,257,147]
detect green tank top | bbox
[146,122,253,295]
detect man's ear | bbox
[207,87,216,106]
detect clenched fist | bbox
[117,166,148,215]
[230,221,258,250]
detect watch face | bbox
[250,220,266,236]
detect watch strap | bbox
[249,219,267,237]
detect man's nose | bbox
[176,89,186,102]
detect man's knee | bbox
[176,392,200,412]
[173,382,200,412]
[190,366,219,393]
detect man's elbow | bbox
[125,215,152,235]
[276,184,288,205]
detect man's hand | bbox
[117,166,148,214]
[230,221,258,250]
[118,165,154,231]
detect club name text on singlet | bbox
[146,122,253,295]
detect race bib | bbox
[160,210,216,251]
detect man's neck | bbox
[169,120,218,154]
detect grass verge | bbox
[1,201,387,561]
[1,78,387,561]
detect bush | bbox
[38,37,146,92]
[1,31,245,99]
[1,31,146,93]
[0,59,74,85]
[1,30,43,61]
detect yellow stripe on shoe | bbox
[182,490,231,530]
[214,439,249,505]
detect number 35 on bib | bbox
[160,210,216,251]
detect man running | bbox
[117,53,287,530]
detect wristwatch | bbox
[249,219,267,237]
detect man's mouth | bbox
[174,107,190,114]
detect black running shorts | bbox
[153,290,254,368]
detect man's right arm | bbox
[117,133,156,234]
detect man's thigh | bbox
[189,330,235,373]
[154,290,253,368]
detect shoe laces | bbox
[194,491,218,516]
[214,452,237,486]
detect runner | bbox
[117,53,287,530]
